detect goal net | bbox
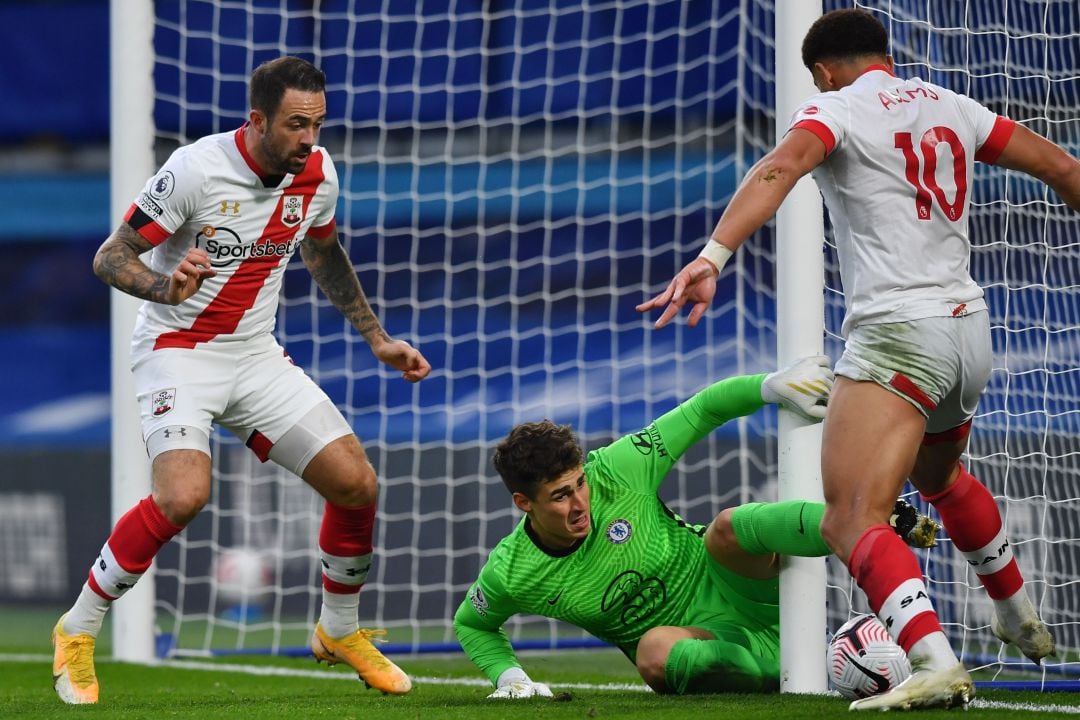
[147,0,767,659]
[133,0,1078,687]
[821,0,1080,686]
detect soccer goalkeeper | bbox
[453,356,937,697]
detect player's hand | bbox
[166,248,216,304]
[370,337,432,383]
[486,680,554,699]
[635,256,718,329]
[761,354,833,421]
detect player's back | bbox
[790,66,1014,335]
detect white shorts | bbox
[133,342,352,464]
[834,311,991,435]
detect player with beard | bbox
[51,56,428,704]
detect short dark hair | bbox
[249,56,326,121]
[492,420,583,499]
[801,9,888,70]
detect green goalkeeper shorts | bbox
[679,557,781,660]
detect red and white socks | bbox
[317,501,375,639]
[922,465,1034,631]
[848,524,957,670]
[64,495,184,638]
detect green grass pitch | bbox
[3,605,1079,719]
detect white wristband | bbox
[697,241,733,274]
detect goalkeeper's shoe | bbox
[890,499,941,549]
[52,613,99,705]
[311,624,412,695]
[849,661,973,712]
[992,611,1056,665]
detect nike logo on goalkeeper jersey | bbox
[546,591,563,605]
[798,503,806,535]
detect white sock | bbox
[993,586,1038,629]
[319,590,359,639]
[63,583,111,638]
[907,631,960,672]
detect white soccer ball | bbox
[828,614,912,699]
[213,547,272,604]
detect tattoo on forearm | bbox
[301,236,390,344]
[93,226,171,302]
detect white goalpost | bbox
[109,0,1079,693]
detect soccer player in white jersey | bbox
[50,57,429,704]
[638,9,1080,712]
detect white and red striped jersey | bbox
[124,125,339,357]
[787,65,1014,336]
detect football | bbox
[212,547,272,605]
[828,614,912,699]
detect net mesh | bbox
[143,0,1079,685]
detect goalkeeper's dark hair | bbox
[801,9,888,70]
[493,420,583,499]
[249,56,326,121]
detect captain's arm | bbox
[300,227,391,347]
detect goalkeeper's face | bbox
[258,88,327,175]
[516,466,591,550]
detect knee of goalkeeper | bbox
[761,355,833,421]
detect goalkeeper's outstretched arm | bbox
[452,597,552,699]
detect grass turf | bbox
[4,604,1079,719]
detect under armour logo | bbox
[162,427,188,439]
[219,200,241,216]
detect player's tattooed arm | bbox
[93,223,215,305]
[300,229,391,346]
[93,224,171,302]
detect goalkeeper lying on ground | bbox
[453,356,938,697]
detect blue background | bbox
[0,1,752,448]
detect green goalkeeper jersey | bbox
[453,373,770,685]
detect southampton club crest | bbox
[281,195,304,227]
[152,388,176,417]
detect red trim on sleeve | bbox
[306,218,337,240]
[791,119,836,155]
[974,116,1016,164]
[123,204,170,245]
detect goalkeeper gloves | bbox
[487,668,554,699]
[761,355,834,421]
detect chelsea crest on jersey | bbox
[124,126,339,356]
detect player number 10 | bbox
[894,127,967,222]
